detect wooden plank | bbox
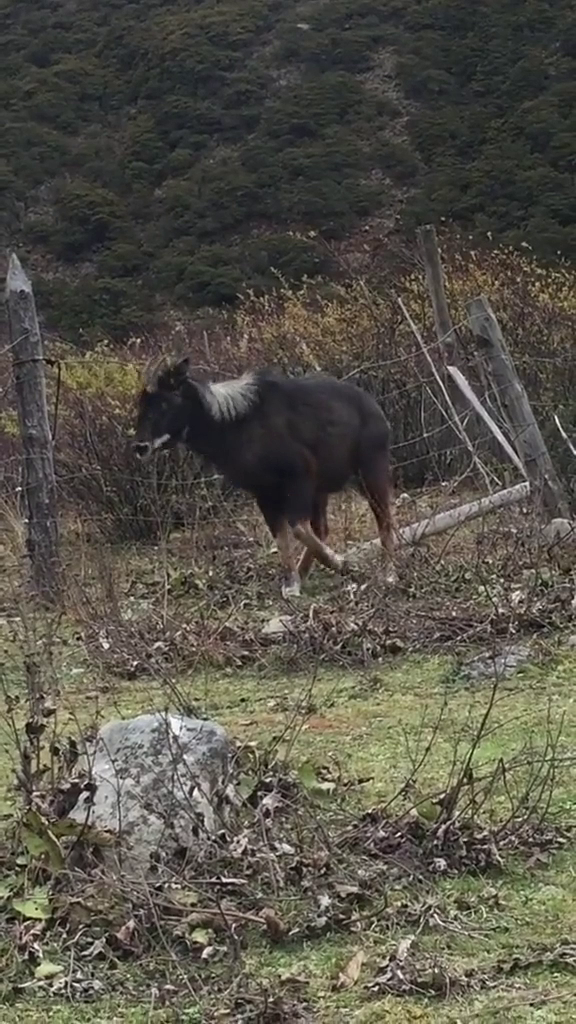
[398,298,496,491]
[5,253,61,603]
[446,364,526,477]
[466,296,570,519]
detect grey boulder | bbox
[68,713,233,876]
[461,642,532,683]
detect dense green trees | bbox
[393,1,576,257]
[2,0,574,339]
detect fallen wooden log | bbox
[347,481,531,561]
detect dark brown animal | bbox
[132,358,395,597]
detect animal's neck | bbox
[182,388,242,467]
[201,374,258,422]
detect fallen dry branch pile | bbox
[77,517,576,676]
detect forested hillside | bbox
[2,0,575,339]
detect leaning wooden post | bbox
[467,295,570,519]
[5,254,62,603]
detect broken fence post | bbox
[398,297,495,491]
[417,224,460,364]
[446,365,526,477]
[5,253,62,603]
[416,224,470,423]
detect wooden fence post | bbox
[5,253,61,603]
[416,224,460,364]
[466,295,571,519]
[416,223,476,439]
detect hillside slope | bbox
[2,0,575,339]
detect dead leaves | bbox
[167,903,289,950]
[260,906,288,943]
[333,948,366,990]
[110,917,140,956]
[339,806,526,878]
[367,937,576,999]
[368,935,437,997]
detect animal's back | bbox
[252,372,390,492]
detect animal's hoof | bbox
[340,554,361,575]
[282,577,301,599]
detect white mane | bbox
[200,373,258,422]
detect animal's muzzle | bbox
[132,441,152,459]
[132,433,172,458]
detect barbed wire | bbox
[1,360,559,413]
[0,427,515,475]
[0,324,554,557]
[3,351,571,380]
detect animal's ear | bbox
[172,357,190,379]
[157,357,190,392]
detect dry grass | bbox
[2,484,576,1021]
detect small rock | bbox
[462,642,532,683]
[68,713,231,876]
[542,518,576,570]
[385,638,405,655]
[262,615,294,637]
[542,518,575,545]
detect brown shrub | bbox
[1,231,576,541]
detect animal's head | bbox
[132,357,191,459]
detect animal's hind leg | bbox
[292,520,343,573]
[358,450,397,582]
[297,495,328,581]
[284,462,343,575]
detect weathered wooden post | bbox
[5,253,62,603]
[416,223,478,447]
[467,295,570,519]
[417,224,460,364]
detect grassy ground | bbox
[2,644,576,1021]
[2,491,576,1020]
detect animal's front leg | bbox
[276,521,302,598]
[256,497,302,598]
